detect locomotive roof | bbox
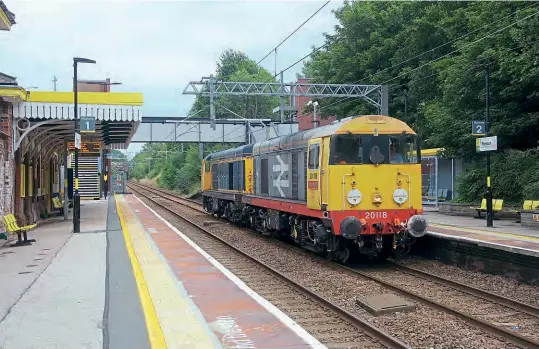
[204,143,254,161]
[205,115,416,160]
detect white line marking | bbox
[427,231,539,256]
[132,194,327,349]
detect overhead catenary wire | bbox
[378,8,539,86]
[265,1,536,86]
[256,0,331,66]
[161,105,210,142]
[360,1,539,86]
[194,3,331,135]
[317,6,539,113]
[389,38,539,92]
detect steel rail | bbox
[129,182,539,349]
[127,183,412,349]
[393,264,539,318]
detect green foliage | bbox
[130,49,273,193]
[190,49,281,121]
[303,1,539,203]
[455,148,539,205]
[303,1,539,157]
[176,147,202,193]
[522,182,539,201]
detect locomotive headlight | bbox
[393,188,408,204]
[372,193,382,204]
[347,189,362,206]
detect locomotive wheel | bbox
[334,247,350,264]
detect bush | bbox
[522,182,539,201]
[455,148,539,205]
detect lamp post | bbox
[73,57,96,233]
[485,65,493,227]
[307,100,319,128]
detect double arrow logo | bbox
[272,155,289,197]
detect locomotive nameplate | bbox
[364,211,388,219]
[308,181,318,190]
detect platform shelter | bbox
[0,86,142,226]
[421,148,467,206]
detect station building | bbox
[0,78,142,226]
[0,0,15,32]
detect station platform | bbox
[0,194,325,349]
[424,209,539,257]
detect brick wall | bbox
[521,211,539,229]
[293,78,336,131]
[76,78,110,93]
[439,203,477,217]
[0,100,15,230]
[439,202,519,220]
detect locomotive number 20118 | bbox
[365,211,388,219]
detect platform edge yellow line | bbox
[115,194,167,349]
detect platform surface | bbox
[117,193,325,349]
[0,195,325,349]
[424,209,539,256]
[0,198,149,349]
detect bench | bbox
[474,199,503,219]
[52,196,64,215]
[422,188,451,202]
[523,200,539,211]
[438,189,449,202]
[513,200,539,223]
[2,214,37,247]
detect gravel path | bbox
[129,186,523,349]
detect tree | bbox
[302,1,539,203]
[189,49,281,120]
[303,1,539,154]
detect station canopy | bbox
[10,90,143,151]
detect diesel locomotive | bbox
[201,115,427,262]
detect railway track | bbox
[128,182,539,348]
[127,182,410,349]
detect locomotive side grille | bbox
[240,160,245,191]
[253,157,258,194]
[292,152,299,200]
[211,164,218,189]
[304,150,307,197]
[261,158,268,195]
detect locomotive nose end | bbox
[408,215,428,237]
[340,216,362,239]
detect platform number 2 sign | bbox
[472,120,486,136]
[80,117,96,133]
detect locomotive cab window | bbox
[330,134,363,164]
[389,135,419,164]
[204,161,211,172]
[330,134,419,165]
[308,144,320,169]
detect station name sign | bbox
[67,141,101,153]
[476,136,497,152]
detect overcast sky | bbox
[1,0,341,155]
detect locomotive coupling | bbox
[407,215,428,237]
